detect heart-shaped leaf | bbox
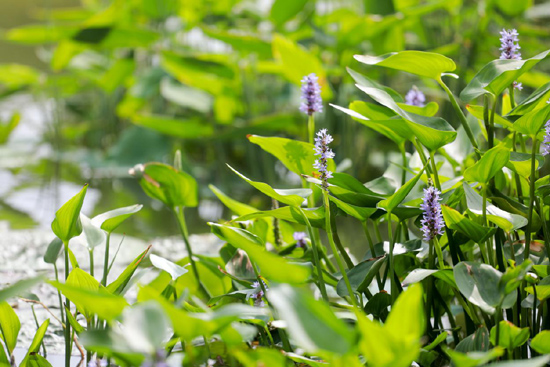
[51,184,88,243]
[464,145,510,184]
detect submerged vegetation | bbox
[4,0,550,367]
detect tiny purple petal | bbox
[542,120,550,156]
[499,29,521,60]
[405,86,426,107]
[300,73,323,115]
[420,186,444,241]
[313,129,334,190]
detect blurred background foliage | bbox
[1,0,550,241]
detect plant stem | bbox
[101,234,110,286]
[400,145,407,186]
[525,139,538,261]
[438,78,480,157]
[54,263,65,322]
[323,191,359,309]
[308,115,315,145]
[64,242,71,367]
[387,214,399,303]
[362,221,383,290]
[297,207,329,302]
[482,185,495,266]
[89,250,94,277]
[174,208,210,299]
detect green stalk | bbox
[387,214,399,303]
[400,145,407,186]
[53,263,65,322]
[297,207,329,302]
[362,221,383,290]
[89,249,94,277]
[482,185,495,266]
[495,306,501,346]
[101,234,110,286]
[512,132,524,203]
[425,239,436,335]
[438,79,480,157]
[308,115,315,145]
[524,138,538,260]
[64,242,71,367]
[174,208,211,299]
[433,238,445,269]
[323,191,359,309]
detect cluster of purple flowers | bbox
[293,231,308,248]
[499,28,521,60]
[313,129,335,190]
[543,120,550,156]
[405,86,426,107]
[420,186,445,241]
[247,279,269,307]
[299,73,323,115]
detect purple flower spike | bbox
[420,186,445,241]
[542,120,550,156]
[247,280,268,307]
[405,86,426,107]
[313,129,334,190]
[293,231,308,248]
[300,73,323,115]
[500,29,521,60]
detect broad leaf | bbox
[0,302,20,353]
[150,254,189,281]
[92,204,143,234]
[464,145,510,184]
[51,184,88,243]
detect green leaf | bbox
[356,85,456,150]
[272,35,332,99]
[66,307,84,333]
[267,284,353,354]
[329,195,378,221]
[464,145,510,184]
[331,102,409,146]
[233,206,325,229]
[488,356,550,367]
[24,354,53,367]
[210,184,259,217]
[445,346,503,367]
[513,103,550,137]
[19,319,50,367]
[508,81,550,117]
[402,268,457,289]
[530,330,550,354]
[378,164,426,213]
[490,320,529,350]
[455,326,490,353]
[453,262,515,314]
[347,67,403,102]
[442,205,496,243]
[51,184,88,243]
[227,165,311,207]
[460,50,550,102]
[79,214,105,250]
[0,113,20,144]
[130,114,214,139]
[49,269,128,321]
[354,50,456,79]
[43,238,63,264]
[107,246,151,295]
[466,105,513,129]
[248,135,335,176]
[463,183,527,231]
[336,256,386,297]
[0,302,20,353]
[0,64,41,90]
[150,254,189,281]
[525,276,550,301]
[357,284,424,367]
[209,223,311,284]
[398,101,439,117]
[270,0,308,26]
[92,204,142,234]
[0,277,44,303]
[136,163,198,209]
[507,151,544,178]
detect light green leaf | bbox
[464,145,510,184]
[107,246,151,295]
[442,205,496,243]
[460,50,550,102]
[530,330,550,354]
[209,223,311,284]
[513,103,550,137]
[466,105,513,129]
[248,135,335,176]
[51,185,88,243]
[136,163,198,209]
[270,0,308,26]
[210,184,259,217]
[0,302,20,353]
[267,284,353,354]
[354,51,456,79]
[356,85,456,150]
[19,319,50,367]
[150,254,189,281]
[490,320,529,350]
[227,165,310,207]
[130,114,214,139]
[463,183,527,231]
[92,204,142,234]
[378,165,426,213]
